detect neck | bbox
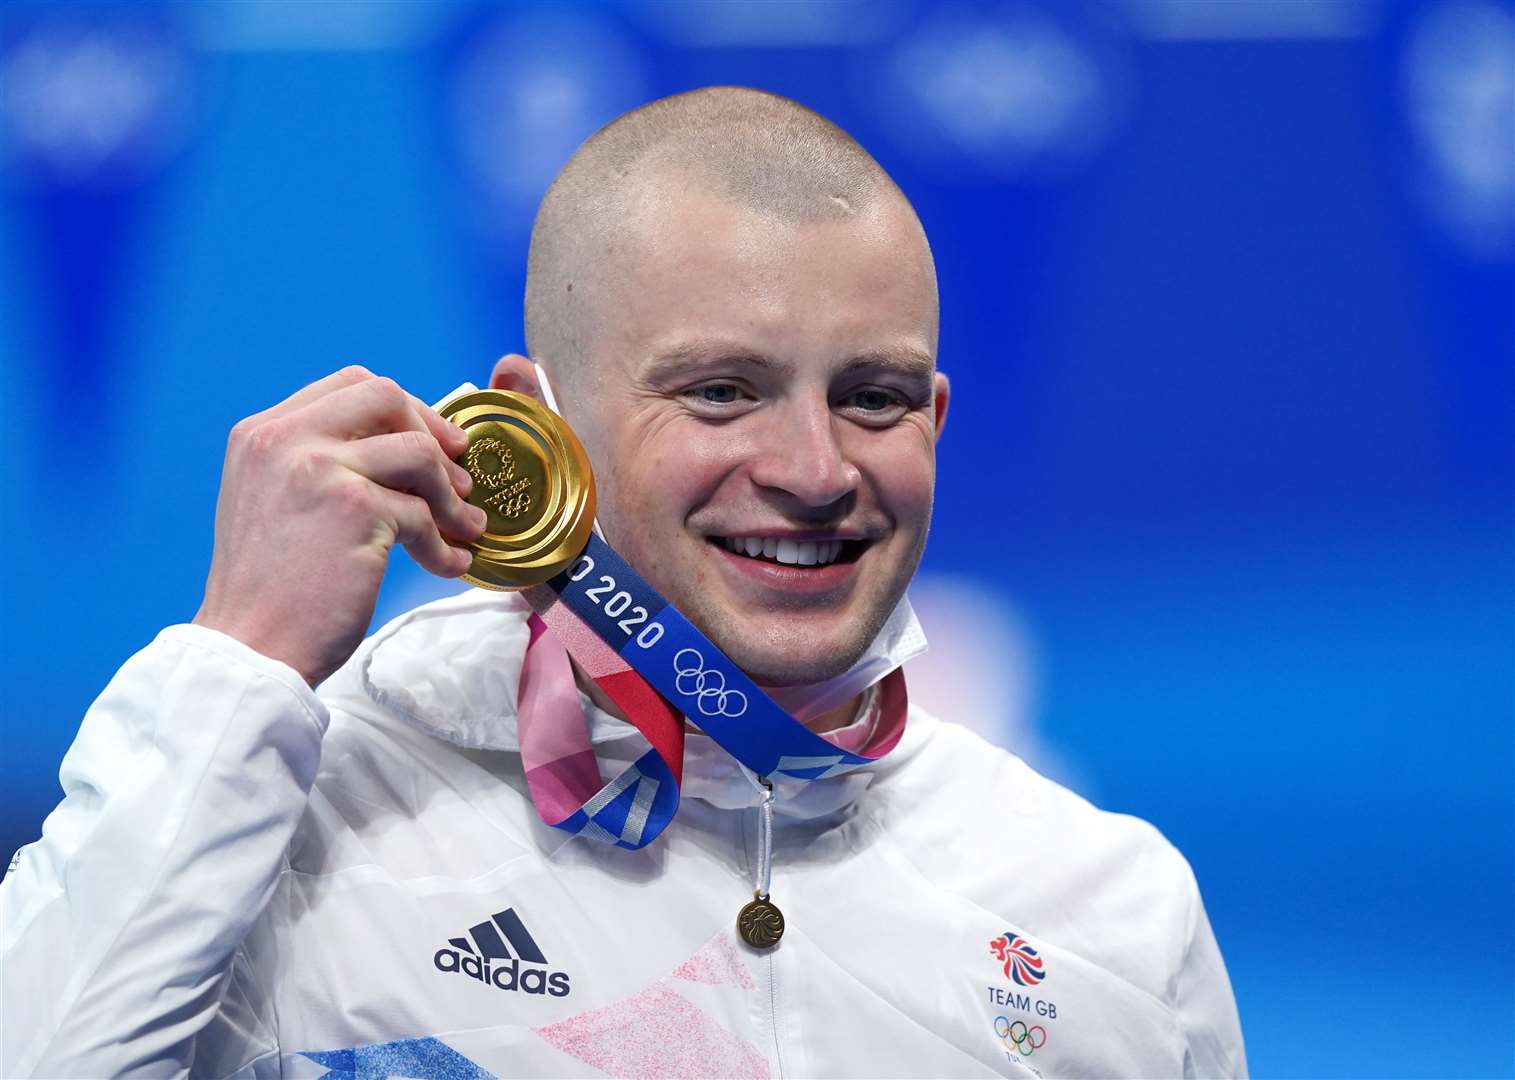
[568,657,863,736]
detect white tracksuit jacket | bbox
[1,589,1247,1078]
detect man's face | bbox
[564,184,946,686]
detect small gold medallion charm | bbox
[737,892,785,949]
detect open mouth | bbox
[708,536,867,568]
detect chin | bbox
[712,624,872,687]
[744,656,857,688]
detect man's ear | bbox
[489,354,544,402]
[933,370,951,444]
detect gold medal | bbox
[737,892,785,949]
[439,389,596,590]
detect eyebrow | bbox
[839,347,937,379]
[640,340,936,383]
[640,342,787,383]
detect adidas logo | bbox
[432,907,572,998]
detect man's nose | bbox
[748,402,861,509]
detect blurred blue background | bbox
[1,1,1510,1075]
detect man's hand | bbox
[193,366,487,687]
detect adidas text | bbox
[434,950,572,997]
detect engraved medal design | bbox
[737,893,785,949]
[439,389,596,590]
[465,436,535,521]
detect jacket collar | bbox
[353,588,927,819]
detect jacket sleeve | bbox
[0,624,328,1078]
[1176,872,1249,1079]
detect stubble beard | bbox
[664,564,906,687]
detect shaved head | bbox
[524,86,935,403]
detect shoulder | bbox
[879,707,1181,858]
[874,707,1203,1003]
[286,589,545,878]
[319,587,534,749]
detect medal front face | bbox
[463,422,552,535]
[737,895,785,949]
[440,389,596,590]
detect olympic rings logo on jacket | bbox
[994,1015,1047,1056]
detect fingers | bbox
[263,368,469,455]
[344,430,485,543]
[380,488,476,578]
[293,375,471,463]
[263,370,471,464]
[242,366,485,583]
[404,389,471,461]
[260,364,376,423]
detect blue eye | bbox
[699,384,741,404]
[850,388,899,412]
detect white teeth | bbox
[719,536,847,566]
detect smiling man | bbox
[513,92,944,723]
[1,88,1245,1077]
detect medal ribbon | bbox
[515,532,908,849]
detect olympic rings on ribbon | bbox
[993,1015,1047,1056]
[673,648,749,718]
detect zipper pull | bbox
[738,777,785,948]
